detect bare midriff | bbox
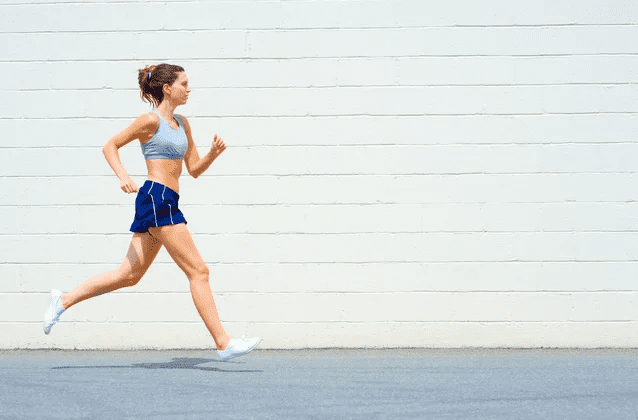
[145,158,183,193]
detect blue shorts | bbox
[130,180,187,234]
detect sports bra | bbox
[140,110,188,160]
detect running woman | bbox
[43,64,261,361]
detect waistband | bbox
[141,180,180,199]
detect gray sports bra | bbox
[140,110,188,160]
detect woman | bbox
[43,64,261,361]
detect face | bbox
[166,72,190,105]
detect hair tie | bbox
[147,71,151,79]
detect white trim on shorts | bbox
[162,185,174,224]
[148,181,158,227]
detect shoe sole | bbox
[219,338,262,361]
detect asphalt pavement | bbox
[1,348,637,419]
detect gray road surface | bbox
[1,348,637,419]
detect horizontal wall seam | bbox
[6,171,638,178]
[5,260,638,264]
[5,291,638,295]
[4,54,638,65]
[3,201,638,207]
[4,142,638,148]
[2,53,638,64]
[1,144,632,148]
[3,172,637,176]
[3,320,636,324]
[4,231,638,236]
[5,24,638,35]
[6,82,638,92]
[3,112,638,120]
[5,260,636,265]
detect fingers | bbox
[213,134,226,154]
[121,181,139,194]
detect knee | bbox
[188,265,210,283]
[119,268,144,287]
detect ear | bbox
[162,83,172,97]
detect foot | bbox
[43,290,64,335]
[217,336,262,361]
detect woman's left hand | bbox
[211,134,226,157]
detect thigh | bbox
[120,232,163,278]
[148,223,207,277]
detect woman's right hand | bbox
[120,177,139,194]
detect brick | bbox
[7,291,638,323]
[4,320,638,349]
[4,232,638,265]
[2,173,638,207]
[246,26,638,58]
[5,85,637,119]
[7,143,638,177]
[0,31,247,61]
[9,261,638,295]
[5,202,638,241]
[398,55,638,86]
[6,55,638,92]
[3,114,636,148]
[4,1,638,36]
[0,2,166,33]
[3,26,638,62]
[0,58,399,91]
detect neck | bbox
[156,102,177,119]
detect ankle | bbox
[217,335,232,351]
[59,293,70,310]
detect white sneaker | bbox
[217,336,262,361]
[43,289,64,335]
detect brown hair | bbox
[138,64,185,108]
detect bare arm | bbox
[102,113,158,193]
[181,115,226,179]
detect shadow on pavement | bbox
[51,357,262,373]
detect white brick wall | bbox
[2,0,638,349]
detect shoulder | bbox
[131,112,160,133]
[143,112,160,126]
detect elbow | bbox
[188,163,200,179]
[103,143,119,159]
